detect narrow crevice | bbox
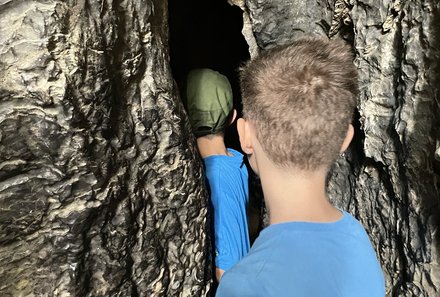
[167,0,261,246]
[101,0,130,147]
[389,9,412,293]
[168,0,250,151]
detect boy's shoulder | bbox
[218,212,385,296]
[203,149,246,171]
[227,211,375,275]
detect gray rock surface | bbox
[0,0,212,296]
[244,0,440,295]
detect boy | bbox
[184,68,250,281]
[216,38,385,296]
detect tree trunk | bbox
[2,0,440,296]
[0,0,212,296]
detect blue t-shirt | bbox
[203,148,250,271]
[216,211,385,297]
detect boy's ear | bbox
[340,124,354,153]
[237,118,254,155]
[229,109,237,125]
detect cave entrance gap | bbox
[168,0,250,151]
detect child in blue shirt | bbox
[216,37,385,296]
[183,68,250,281]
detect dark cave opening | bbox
[168,0,251,151]
[168,0,263,250]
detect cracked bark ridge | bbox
[0,0,212,296]
[244,0,440,296]
[228,0,260,58]
[245,0,335,48]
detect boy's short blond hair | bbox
[240,37,358,170]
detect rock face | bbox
[0,1,211,296]
[242,0,440,296]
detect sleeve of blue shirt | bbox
[210,185,249,271]
[216,268,258,297]
[203,151,250,272]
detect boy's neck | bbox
[259,164,342,225]
[196,134,231,158]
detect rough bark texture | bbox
[2,0,440,296]
[0,1,212,296]
[243,0,440,296]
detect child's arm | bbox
[216,268,225,282]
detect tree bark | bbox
[0,0,212,296]
[2,0,440,296]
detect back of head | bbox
[240,37,358,170]
[184,68,233,138]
